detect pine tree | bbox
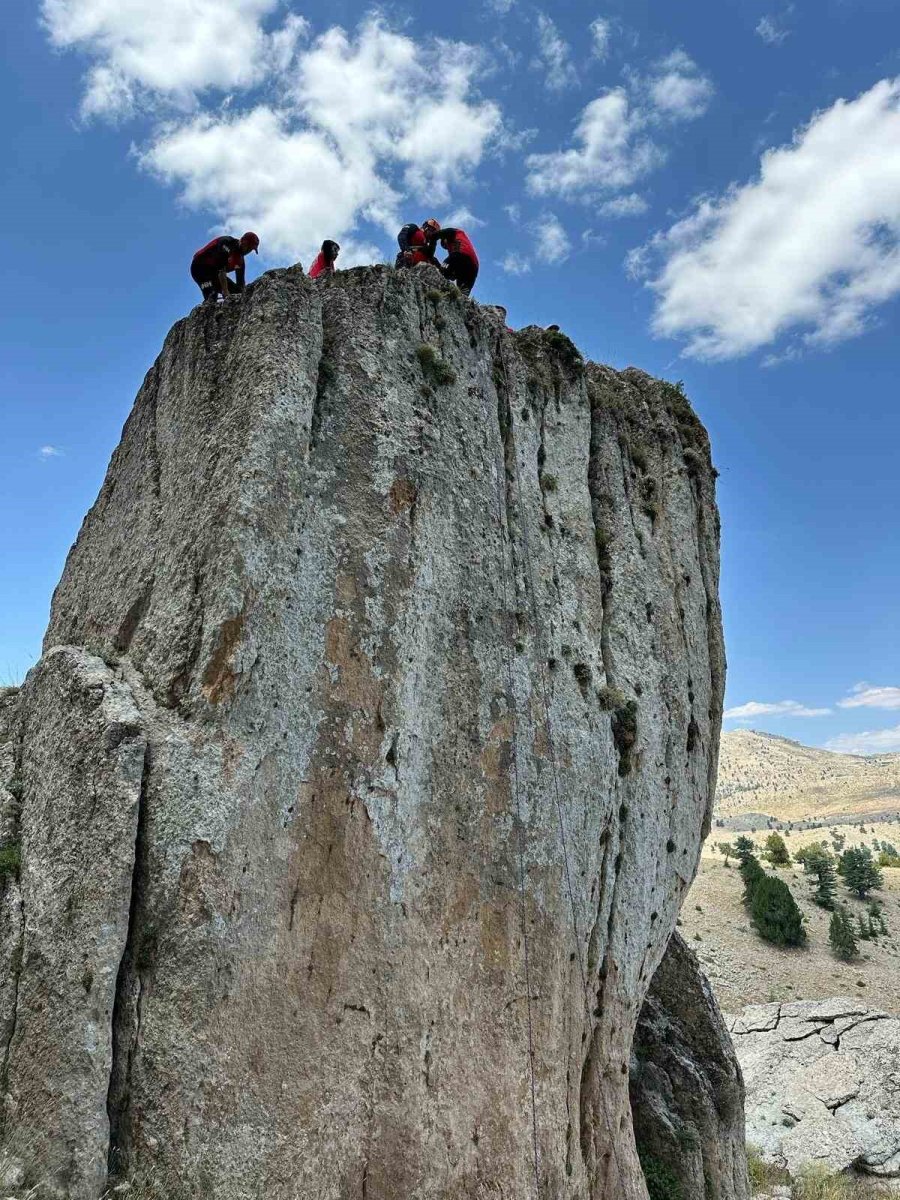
[763,832,791,868]
[810,854,838,910]
[839,847,884,898]
[749,874,807,946]
[858,913,872,941]
[734,835,755,865]
[830,908,859,961]
[739,854,766,905]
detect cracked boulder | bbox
[730,998,900,1178]
[1,266,727,1199]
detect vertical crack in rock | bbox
[106,739,152,1180]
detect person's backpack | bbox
[397,223,420,252]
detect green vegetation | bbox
[597,684,626,712]
[763,832,792,867]
[610,698,638,777]
[749,872,807,946]
[543,328,584,373]
[0,842,21,880]
[639,1152,683,1200]
[839,846,883,898]
[416,344,457,387]
[734,835,756,865]
[829,906,859,961]
[746,1143,791,1191]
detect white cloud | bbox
[838,683,900,710]
[824,725,900,755]
[630,78,900,360]
[37,445,62,459]
[756,16,790,46]
[598,192,649,218]
[499,253,532,275]
[527,89,663,197]
[141,20,502,262]
[532,14,578,93]
[647,50,714,120]
[533,213,571,262]
[590,17,612,60]
[41,0,293,117]
[724,699,832,720]
[526,52,711,200]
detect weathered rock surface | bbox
[631,932,750,1200]
[730,998,900,1179]
[1,265,728,1199]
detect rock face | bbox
[730,998,900,1179]
[631,933,750,1200]
[0,265,728,1199]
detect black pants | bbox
[190,262,243,301]
[441,252,478,295]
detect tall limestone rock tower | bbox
[0,266,744,1199]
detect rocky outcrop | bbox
[1,264,727,1199]
[730,998,900,1179]
[631,932,750,1200]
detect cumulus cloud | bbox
[532,14,578,93]
[629,78,900,360]
[533,213,571,262]
[756,15,790,46]
[37,445,62,459]
[141,20,501,262]
[590,17,612,60]
[838,683,900,710]
[598,192,649,218]
[647,50,714,120]
[527,90,663,197]
[724,700,832,720]
[824,725,900,755]
[41,0,295,117]
[526,52,711,200]
[499,253,531,275]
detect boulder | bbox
[631,932,750,1199]
[2,266,729,1199]
[732,998,900,1179]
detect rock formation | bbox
[630,932,750,1199]
[730,998,900,1180]
[0,264,732,1199]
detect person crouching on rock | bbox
[309,239,340,279]
[190,232,260,303]
[395,223,435,268]
[422,218,479,295]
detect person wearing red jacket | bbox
[309,239,340,279]
[394,224,436,268]
[422,218,479,295]
[190,231,259,302]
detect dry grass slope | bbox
[717,731,900,823]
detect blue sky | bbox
[2,0,899,753]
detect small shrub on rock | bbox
[638,1151,683,1200]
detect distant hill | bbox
[716,729,900,824]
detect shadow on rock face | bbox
[631,932,750,1200]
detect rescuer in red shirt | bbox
[190,232,260,302]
